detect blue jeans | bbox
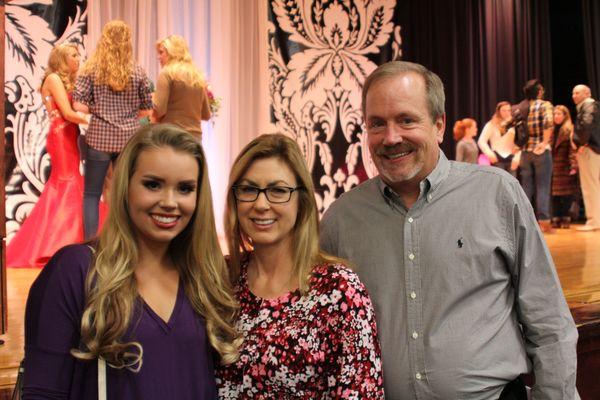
[519,150,553,220]
[83,146,118,239]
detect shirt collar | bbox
[577,97,595,111]
[376,150,451,207]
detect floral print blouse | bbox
[216,261,384,399]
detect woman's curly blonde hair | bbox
[81,20,133,92]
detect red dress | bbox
[7,97,84,267]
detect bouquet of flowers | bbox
[206,84,221,124]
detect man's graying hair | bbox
[361,61,446,122]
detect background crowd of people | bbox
[453,78,600,233]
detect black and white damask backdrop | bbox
[267,0,401,213]
[4,0,87,242]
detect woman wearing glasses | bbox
[216,134,384,399]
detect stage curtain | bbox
[582,0,600,97]
[87,0,271,233]
[266,0,553,212]
[396,0,553,158]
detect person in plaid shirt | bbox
[74,20,153,239]
[518,79,555,233]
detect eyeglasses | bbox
[232,184,302,203]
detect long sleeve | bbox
[137,68,153,111]
[505,180,580,400]
[573,101,600,147]
[478,122,496,159]
[326,269,384,398]
[73,74,93,108]
[23,245,92,399]
[567,128,579,172]
[153,71,170,118]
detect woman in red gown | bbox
[7,43,89,267]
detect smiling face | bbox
[235,157,299,252]
[365,72,445,198]
[127,146,199,251]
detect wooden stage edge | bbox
[0,228,599,397]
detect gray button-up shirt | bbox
[320,152,579,400]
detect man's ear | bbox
[435,113,446,144]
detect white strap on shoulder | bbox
[98,357,107,400]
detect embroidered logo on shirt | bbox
[457,237,464,248]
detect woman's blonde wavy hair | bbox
[156,35,205,88]
[72,124,240,368]
[80,20,133,91]
[41,43,79,92]
[224,133,344,295]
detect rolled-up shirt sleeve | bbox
[505,179,580,400]
[73,74,93,107]
[138,69,153,111]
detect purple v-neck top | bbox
[23,244,217,399]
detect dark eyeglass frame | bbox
[232,184,303,204]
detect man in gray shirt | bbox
[320,61,579,400]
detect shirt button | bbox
[408,217,414,223]
[408,253,415,260]
[412,331,419,339]
[415,372,422,380]
[410,291,417,299]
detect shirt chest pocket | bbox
[420,225,510,289]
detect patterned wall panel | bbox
[4,0,87,242]
[267,0,401,213]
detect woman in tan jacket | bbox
[154,35,211,139]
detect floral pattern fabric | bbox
[216,261,384,399]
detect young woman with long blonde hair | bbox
[73,20,153,239]
[216,133,383,399]
[24,124,240,399]
[154,35,211,138]
[7,42,89,268]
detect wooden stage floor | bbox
[1,227,599,392]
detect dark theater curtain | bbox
[396,0,552,158]
[582,0,600,97]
